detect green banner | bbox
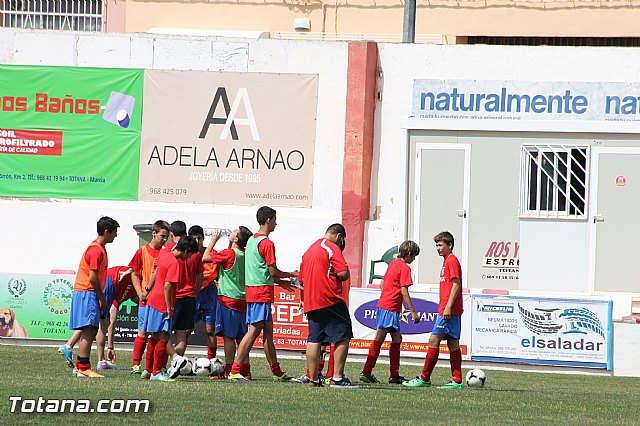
[0,65,143,200]
[0,273,74,339]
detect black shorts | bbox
[307,301,353,344]
[172,297,196,331]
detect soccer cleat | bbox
[130,364,141,375]
[169,355,187,379]
[330,376,359,388]
[150,372,175,382]
[73,369,105,378]
[308,379,324,388]
[141,369,151,380]
[359,373,380,384]
[402,377,431,387]
[273,372,293,382]
[98,360,117,370]
[292,375,311,384]
[58,344,74,368]
[389,376,408,384]
[228,373,254,382]
[438,381,464,389]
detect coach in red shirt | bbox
[299,223,357,388]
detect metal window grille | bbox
[519,145,590,219]
[1,0,103,31]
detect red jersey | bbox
[107,266,135,305]
[245,234,277,303]
[377,258,413,312]
[177,251,203,298]
[439,254,463,316]
[299,238,348,313]
[147,251,181,314]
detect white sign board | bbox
[471,295,613,369]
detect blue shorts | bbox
[145,305,171,334]
[375,307,400,332]
[215,303,248,340]
[432,315,462,340]
[307,301,353,344]
[102,276,115,319]
[137,305,147,332]
[195,284,217,326]
[70,290,100,330]
[246,302,272,325]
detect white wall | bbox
[0,29,348,273]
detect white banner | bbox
[413,79,640,123]
[348,288,472,360]
[471,296,612,369]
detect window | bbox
[520,145,589,219]
[1,0,103,31]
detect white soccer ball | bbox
[465,368,487,388]
[210,358,225,376]
[192,358,214,376]
[179,358,194,376]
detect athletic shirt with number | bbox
[74,241,108,292]
[439,253,463,316]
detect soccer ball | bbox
[210,358,225,376]
[179,358,194,376]
[192,358,214,376]
[465,368,487,388]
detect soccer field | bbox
[1,345,639,425]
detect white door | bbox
[413,143,470,285]
[590,148,640,293]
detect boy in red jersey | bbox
[69,216,119,378]
[360,240,420,384]
[300,223,357,388]
[228,206,297,382]
[128,220,170,375]
[172,224,203,358]
[144,236,198,381]
[404,231,464,389]
[203,226,253,378]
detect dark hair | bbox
[176,235,199,254]
[326,223,346,239]
[433,231,454,249]
[152,220,171,233]
[97,216,119,235]
[237,226,253,249]
[256,206,277,225]
[399,240,420,258]
[171,220,187,238]
[188,225,204,237]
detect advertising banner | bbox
[0,65,144,200]
[413,79,640,123]
[139,70,318,207]
[0,272,75,340]
[254,287,308,351]
[349,289,472,359]
[471,295,613,369]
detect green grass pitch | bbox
[1,344,639,425]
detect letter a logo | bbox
[199,87,260,141]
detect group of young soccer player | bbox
[62,206,466,389]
